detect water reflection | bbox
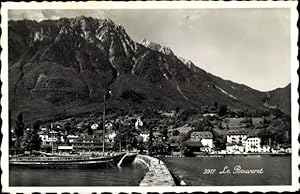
[10,162,148,186]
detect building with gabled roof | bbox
[190,131,214,150]
[227,129,248,135]
[191,131,213,139]
[135,117,143,130]
[226,129,248,145]
[226,142,245,154]
[226,129,249,154]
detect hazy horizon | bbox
[8,9,291,92]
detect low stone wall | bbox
[136,155,175,186]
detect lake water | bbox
[9,162,147,186]
[9,155,291,186]
[163,156,291,186]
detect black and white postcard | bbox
[1,1,299,193]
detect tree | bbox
[214,102,219,109]
[144,119,156,154]
[193,118,213,132]
[179,130,193,142]
[136,135,146,152]
[271,108,283,118]
[33,120,41,131]
[172,130,180,136]
[113,123,139,151]
[21,129,42,153]
[218,104,228,117]
[113,132,123,151]
[240,117,254,128]
[87,126,93,135]
[249,118,253,127]
[64,122,71,134]
[257,129,273,145]
[14,112,25,148]
[161,128,168,142]
[217,121,224,129]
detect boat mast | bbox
[102,94,105,156]
[51,123,54,155]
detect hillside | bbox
[263,84,291,114]
[8,16,291,124]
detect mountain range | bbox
[8,16,291,123]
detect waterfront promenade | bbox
[136,155,175,186]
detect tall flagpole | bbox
[102,94,105,156]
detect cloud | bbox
[9,10,47,21]
[8,9,107,21]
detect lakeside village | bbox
[9,103,292,157]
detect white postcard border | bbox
[1,1,299,193]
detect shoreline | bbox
[135,155,176,186]
[164,153,291,158]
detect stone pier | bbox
[136,155,175,186]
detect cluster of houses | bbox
[37,117,146,153]
[225,130,270,154]
[37,128,116,153]
[184,129,291,155]
[26,114,291,155]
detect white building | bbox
[91,123,99,130]
[226,143,245,154]
[105,122,113,130]
[105,131,116,142]
[40,127,48,131]
[58,146,73,153]
[190,131,214,150]
[203,113,218,117]
[245,137,261,153]
[285,147,292,154]
[135,117,143,130]
[200,146,212,153]
[140,132,149,142]
[261,145,271,153]
[39,130,59,145]
[226,130,248,146]
[65,135,79,143]
[226,130,249,154]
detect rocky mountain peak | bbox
[178,56,202,74]
[8,17,291,123]
[179,57,193,68]
[140,38,174,55]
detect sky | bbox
[8,9,291,91]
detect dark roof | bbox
[227,130,248,135]
[185,141,203,147]
[226,142,243,146]
[247,136,260,139]
[191,131,213,139]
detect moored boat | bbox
[118,152,138,166]
[9,153,126,169]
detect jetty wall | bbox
[136,155,175,186]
